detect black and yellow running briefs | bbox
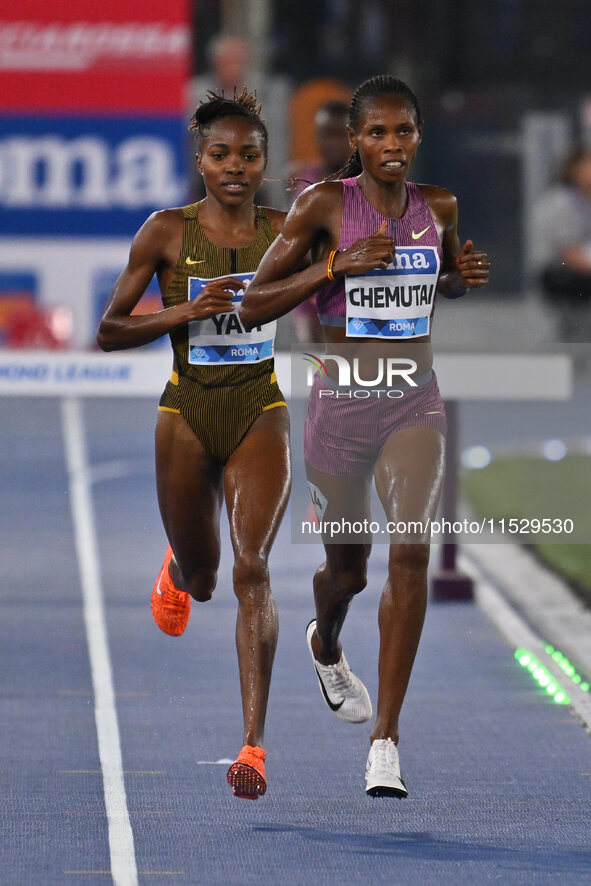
[158,202,286,463]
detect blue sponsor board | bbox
[93,268,166,349]
[0,115,188,236]
[0,270,38,342]
[0,271,37,299]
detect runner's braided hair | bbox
[336,75,422,180]
[189,86,268,158]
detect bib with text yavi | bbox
[345,246,440,338]
[187,273,277,364]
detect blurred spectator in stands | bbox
[531,144,591,338]
[289,101,351,198]
[287,101,351,342]
[194,34,250,98]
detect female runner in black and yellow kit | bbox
[97,90,290,800]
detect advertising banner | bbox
[0,0,190,346]
[0,1,189,113]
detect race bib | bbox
[187,273,276,364]
[345,246,440,338]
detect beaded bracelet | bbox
[326,250,338,282]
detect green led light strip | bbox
[514,649,570,704]
[543,644,590,693]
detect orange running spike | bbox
[227,745,266,799]
[151,546,191,636]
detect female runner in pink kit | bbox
[241,75,490,797]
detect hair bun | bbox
[189,86,264,133]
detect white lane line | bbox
[463,542,591,678]
[61,397,138,886]
[460,550,591,735]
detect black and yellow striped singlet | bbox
[158,202,286,463]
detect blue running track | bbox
[1,396,590,886]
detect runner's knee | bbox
[232,551,270,600]
[317,561,368,598]
[389,543,430,577]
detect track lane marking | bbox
[461,548,591,734]
[62,397,138,886]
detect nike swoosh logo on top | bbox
[156,574,164,596]
[411,226,431,240]
[315,667,344,711]
[185,257,206,265]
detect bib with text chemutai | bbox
[345,246,440,338]
[187,273,276,364]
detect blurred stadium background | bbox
[1,0,589,586]
[2,0,591,341]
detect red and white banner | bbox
[0,0,190,113]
